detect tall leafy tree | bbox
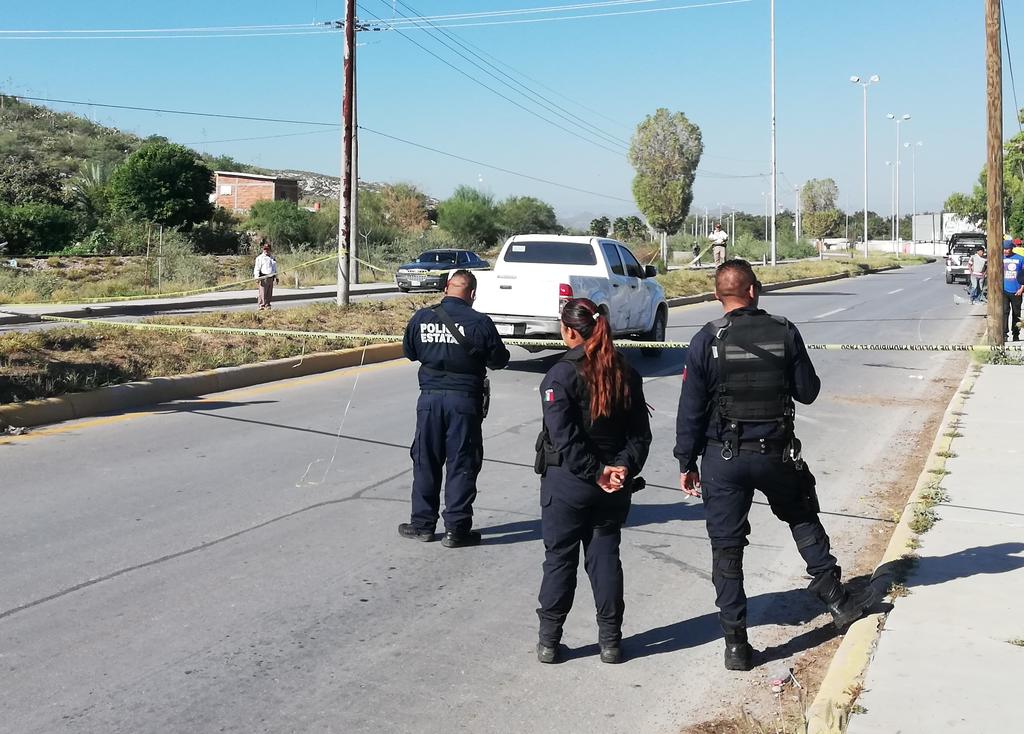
[437,186,500,248]
[380,183,430,231]
[247,200,313,247]
[800,178,839,213]
[497,195,559,236]
[0,157,66,206]
[628,108,703,235]
[589,216,610,237]
[107,141,214,228]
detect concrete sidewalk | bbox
[0,281,399,325]
[847,364,1024,733]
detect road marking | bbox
[0,359,408,445]
[888,288,904,294]
[813,308,846,319]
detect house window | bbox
[220,184,233,195]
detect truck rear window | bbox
[502,242,597,265]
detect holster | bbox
[482,377,491,419]
[533,428,562,476]
[800,465,820,514]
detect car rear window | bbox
[418,251,458,264]
[502,242,597,265]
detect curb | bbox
[0,284,400,326]
[0,342,404,429]
[804,362,978,734]
[663,266,901,308]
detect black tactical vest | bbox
[709,312,794,435]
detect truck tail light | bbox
[558,283,573,312]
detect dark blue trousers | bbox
[700,449,838,635]
[409,390,483,534]
[537,467,630,647]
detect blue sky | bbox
[0,1,1014,222]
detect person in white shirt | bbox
[709,223,729,266]
[967,246,987,304]
[253,241,278,310]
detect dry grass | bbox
[0,298,432,403]
[657,255,925,299]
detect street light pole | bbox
[906,141,922,242]
[850,75,880,257]
[888,113,911,257]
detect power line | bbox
[0,22,320,34]
[5,94,631,202]
[383,0,628,150]
[0,29,341,41]
[184,129,337,146]
[380,0,676,25]
[380,0,755,30]
[359,125,632,201]
[355,3,625,156]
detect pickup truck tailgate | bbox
[474,273,558,318]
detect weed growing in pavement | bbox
[906,536,922,551]
[959,389,974,396]
[849,705,868,715]
[919,486,951,506]
[1008,639,1024,647]
[936,450,958,459]
[909,507,939,534]
[983,348,1024,366]
[951,410,968,416]
[889,582,911,599]
[943,430,964,438]
[927,468,951,476]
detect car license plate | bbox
[410,280,421,286]
[496,324,514,336]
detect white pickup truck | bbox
[473,234,668,354]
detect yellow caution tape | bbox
[31,315,1024,351]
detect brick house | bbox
[212,171,300,212]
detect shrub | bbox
[0,202,81,256]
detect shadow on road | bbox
[154,399,277,413]
[761,291,857,297]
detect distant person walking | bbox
[968,246,987,304]
[253,241,278,310]
[709,223,729,266]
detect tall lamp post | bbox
[905,140,923,241]
[885,160,896,249]
[887,113,911,255]
[850,75,880,257]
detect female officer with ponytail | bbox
[534,298,652,665]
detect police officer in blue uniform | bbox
[400,270,510,548]
[535,298,652,664]
[675,260,878,671]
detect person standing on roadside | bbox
[968,246,987,304]
[1002,239,1024,341]
[709,223,729,266]
[674,259,879,672]
[400,270,510,548]
[534,298,652,665]
[253,241,278,310]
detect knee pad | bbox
[712,547,744,581]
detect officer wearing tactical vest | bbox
[400,270,510,548]
[674,259,879,671]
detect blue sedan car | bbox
[395,249,490,292]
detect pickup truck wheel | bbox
[640,309,667,357]
[398,286,410,293]
[945,272,953,284]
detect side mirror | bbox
[644,265,658,278]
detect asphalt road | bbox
[1,262,981,733]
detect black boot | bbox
[599,643,623,664]
[723,630,753,671]
[810,571,879,629]
[536,642,560,664]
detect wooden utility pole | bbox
[336,0,355,306]
[349,53,359,287]
[986,0,1005,344]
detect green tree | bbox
[628,108,703,234]
[437,186,500,248]
[800,178,839,213]
[107,141,214,228]
[802,210,842,242]
[380,183,430,231]
[246,200,313,248]
[589,216,610,236]
[0,157,66,206]
[497,195,559,236]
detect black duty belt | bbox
[421,388,481,398]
